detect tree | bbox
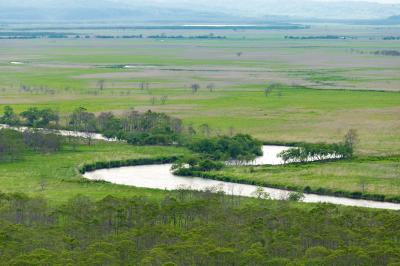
[264,87,272,97]
[191,84,200,94]
[68,107,97,145]
[0,129,25,162]
[139,82,149,90]
[344,129,358,152]
[287,192,305,202]
[161,95,168,105]
[20,107,41,126]
[39,108,59,127]
[20,107,59,127]
[199,123,211,137]
[0,106,19,125]
[97,112,121,137]
[206,83,215,92]
[97,80,105,91]
[187,125,196,136]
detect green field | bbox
[210,156,400,199]
[0,24,399,200]
[0,141,189,204]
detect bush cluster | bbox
[188,134,262,161]
[0,129,62,162]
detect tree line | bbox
[0,106,263,163]
[0,192,399,265]
[278,130,358,163]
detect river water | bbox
[83,146,400,210]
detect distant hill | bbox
[1,0,400,22]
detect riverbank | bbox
[206,155,400,203]
[83,162,400,210]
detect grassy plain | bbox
[0,141,189,204]
[212,156,400,198]
[0,24,399,201]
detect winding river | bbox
[84,145,400,210]
[1,124,399,210]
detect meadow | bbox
[0,141,189,203]
[0,23,399,200]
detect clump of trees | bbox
[1,106,185,146]
[0,129,62,162]
[20,107,59,127]
[0,129,25,162]
[0,106,59,128]
[279,130,358,163]
[0,192,399,265]
[66,108,185,146]
[188,134,262,162]
[173,134,262,174]
[23,131,62,153]
[0,106,20,125]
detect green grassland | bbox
[0,141,189,204]
[1,86,399,155]
[210,156,400,199]
[0,24,399,204]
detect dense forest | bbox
[0,192,399,265]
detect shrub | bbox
[288,192,305,202]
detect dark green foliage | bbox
[125,132,177,146]
[20,107,59,127]
[0,106,20,125]
[0,193,399,265]
[68,107,97,132]
[96,112,122,137]
[172,156,224,172]
[279,142,354,163]
[288,192,305,202]
[79,156,180,174]
[0,129,62,162]
[188,134,262,161]
[22,131,62,153]
[0,129,25,162]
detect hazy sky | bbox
[2,0,400,20]
[316,0,400,2]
